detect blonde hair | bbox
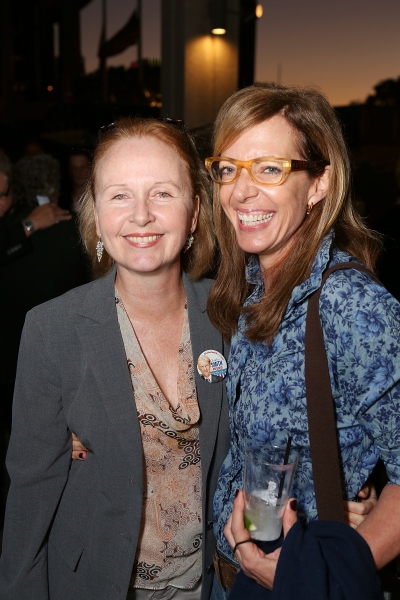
[207,83,381,343]
[79,117,215,279]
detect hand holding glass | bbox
[244,447,298,541]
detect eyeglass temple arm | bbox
[291,159,329,171]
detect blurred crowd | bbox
[0,143,93,525]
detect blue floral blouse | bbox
[213,232,400,561]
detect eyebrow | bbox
[102,183,128,191]
[102,181,182,192]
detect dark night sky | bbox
[81,0,400,106]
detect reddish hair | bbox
[79,117,214,279]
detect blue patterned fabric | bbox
[213,232,400,561]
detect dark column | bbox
[0,0,14,117]
[10,0,36,102]
[59,0,82,103]
[238,0,256,89]
[161,0,185,118]
[7,0,54,103]
[33,0,56,99]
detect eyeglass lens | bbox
[210,159,287,184]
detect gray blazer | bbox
[0,270,230,600]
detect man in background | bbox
[59,150,90,213]
[0,152,92,528]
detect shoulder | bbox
[183,273,215,310]
[26,273,113,326]
[319,259,400,345]
[321,258,399,314]
[187,275,214,294]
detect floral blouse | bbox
[116,294,202,589]
[213,232,400,561]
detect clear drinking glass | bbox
[244,446,298,542]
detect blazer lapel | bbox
[184,274,226,481]
[76,270,143,474]
[75,271,225,481]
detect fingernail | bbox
[79,452,84,459]
[290,499,297,511]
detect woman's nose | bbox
[231,167,258,202]
[129,196,154,226]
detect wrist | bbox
[22,218,35,237]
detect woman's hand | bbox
[224,490,298,590]
[71,432,89,460]
[26,203,71,236]
[344,481,378,529]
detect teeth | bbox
[127,235,160,243]
[238,212,273,224]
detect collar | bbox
[243,231,337,315]
[285,231,334,314]
[245,254,263,285]
[77,268,208,324]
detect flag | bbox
[98,10,139,59]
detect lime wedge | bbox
[244,514,257,531]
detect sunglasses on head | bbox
[98,117,186,140]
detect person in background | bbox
[59,150,91,213]
[22,138,43,157]
[0,152,91,529]
[0,151,71,266]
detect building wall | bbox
[162,0,239,129]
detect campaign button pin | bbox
[197,350,227,383]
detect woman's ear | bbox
[307,165,331,206]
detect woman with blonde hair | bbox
[0,117,230,600]
[205,84,400,598]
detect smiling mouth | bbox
[125,235,162,244]
[238,212,274,225]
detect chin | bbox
[236,237,270,256]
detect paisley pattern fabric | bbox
[116,294,202,589]
[213,232,400,561]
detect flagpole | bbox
[137,0,143,93]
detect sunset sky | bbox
[81,0,400,107]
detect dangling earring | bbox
[306,202,314,215]
[183,232,194,253]
[96,236,104,262]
